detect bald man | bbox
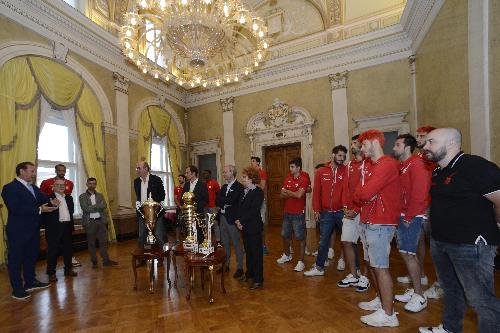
[418,128,500,333]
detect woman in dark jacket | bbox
[235,166,264,290]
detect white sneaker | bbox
[312,250,318,256]
[303,265,325,276]
[72,257,82,267]
[424,282,444,299]
[358,296,381,311]
[355,275,371,293]
[324,259,330,267]
[276,253,292,264]
[336,258,345,271]
[294,261,305,272]
[337,273,359,288]
[360,308,399,327]
[419,324,451,333]
[305,249,311,256]
[395,288,414,303]
[328,247,334,260]
[405,293,427,312]
[397,275,428,285]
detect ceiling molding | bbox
[0,0,443,109]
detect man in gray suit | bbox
[79,177,117,268]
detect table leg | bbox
[208,265,214,304]
[201,268,205,290]
[166,251,171,287]
[148,258,154,293]
[185,262,191,300]
[172,254,178,287]
[221,262,226,294]
[132,255,138,290]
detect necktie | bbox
[27,184,35,197]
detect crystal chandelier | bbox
[120,0,270,90]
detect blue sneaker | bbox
[263,245,269,255]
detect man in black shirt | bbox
[418,128,500,333]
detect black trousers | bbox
[242,231,264,284]
[46,221,73,274]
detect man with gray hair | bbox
[216,165,244,278]
[419,128,500,333]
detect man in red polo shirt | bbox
[276,157,310,272]
[393,134,431,312]
[40,164,74,196]
[173,174,186,243]
[202,170,221,242]
[355,130,401,327]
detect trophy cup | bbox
[198,212,216,255]
[136,194,164,250]
[181,192,199,252]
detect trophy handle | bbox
[135,201,144,219]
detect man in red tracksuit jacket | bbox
[354,130,402,328]
[393,134,431,313]
[304,145,347,277]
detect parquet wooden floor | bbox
[0,226,498,333]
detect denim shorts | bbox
[281,213,306,240]
[397,216,424,255]
[340,214,360,243]
[359,223,396,268]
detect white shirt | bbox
[140,174,150,202]
[89,192,100,219]
[189,178,198,192]
[55,192,71,222]
[221,179,236,214]
[16,177,34,197]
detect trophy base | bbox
[198,246,214,255]
[144,243,153,250]
[183,240,198,253]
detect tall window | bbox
[37,98,85,215]
[150,136,174,207]
[145,20,166,68]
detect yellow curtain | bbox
[0,58,39,264]
[139,106,181,182]
[0,56,117,265]
[76,87,116,241]
[137,110,152,163]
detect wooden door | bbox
[265,143,301,226]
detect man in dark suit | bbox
[1,162,55,300]
[134,161,166,248]
[216,165,244,278]
[43,178,77,282]
[182,165,209,212]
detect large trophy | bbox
[136,194,165,251]
[181,192,215,255]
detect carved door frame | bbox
[246,99,315,226]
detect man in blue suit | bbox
[1,162,56,300]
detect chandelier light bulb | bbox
[258,30,264,38]
[244,69,249,75]
[252,21,258,31]
[140,0,147,8]
[216,81,220,87]
[137,60,141,66]
[160,0,167,8]
[263,41,268,49]
[142,68,147,73]
[223,4,229,17]
[128,51,134,58]
[254,61,259,67]
[165,76,170,81]
[181,0,188,5]
[178,79,183,85]
[124,41,131,49]
[204,0,211,4]
[226,77,231,83]
[190,81,195,87]
[234,75,238,82]
[196,77,201,84]
[239,13,246,24]
[202,82,207,87]
[125,29,132,37]
[257,53,262,60]
[154,73,159,78]
[130,17,137,25]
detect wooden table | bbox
[172,243,187,287]
[131,245,171,293]
[184,247,226,304]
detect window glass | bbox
[150,136,175,207]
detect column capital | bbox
[328,71,348,90]
[113,72,130,94]
[408,55,416,75]
[220,96,235,112]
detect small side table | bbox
[184,247,226,304]
[131,246,171,293]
